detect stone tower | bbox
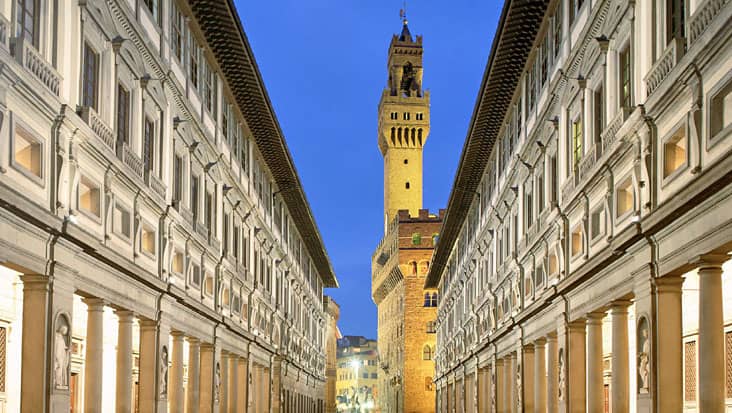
[378,18,431,231]
[372,15,440,413]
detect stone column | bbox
[697,257,726,412]
[220,352,229,412]
[227,355,238,413]
[19,275,51,413]
[477,368,486,413]
[199,343,215,412]
[138,319,167,413]
[115,310,135,413]
[586,312,605,413]
[547,333,558,413]
[169,332,185,413]
[567,320,586,413]
[237,357,247,413]
[186,338,201,413]
[272,358,283,413]
[83,298,106,413]
[523,345,535,412]
[506,355,514,413]
[264,367,272,411]
[535,338,547,412]
[654,276,683,412]
[610,301,630,413]
[496,359,505,413]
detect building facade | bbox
[0,0,338,412]
[371,17,440,413]
[426,0,732,412]
[336,336,379,411]
[325,297,342,413]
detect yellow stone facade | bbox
[372,18,439,413]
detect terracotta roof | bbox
[189,0,338,288]
[424,0,549,289]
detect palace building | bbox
[0,0,338,412]
[426,0,732,412]
[371,16,441,413]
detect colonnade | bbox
[436,256,731,413]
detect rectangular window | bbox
[550,155,558,204]
[594,85,604,144]
[619,46,632,110]
[710,79,732,139]
[173,155,183,203]
[79,176,101,218]
[590,207,605,241]
[571,226,583,257]
[189,34,199,89]
[205,191,214,234]
[223,213,230,255]
[525,184,533,229]
[191,174,199,221]
[526,69,535,112]
[663,125,687,178]
[141,224,156,255]
[666,0,685,44]
[13,123,42,179]
[117,84,131,145]
[616,177,634,218]
[113,203,132,239]
[16,0,39,47]
[143,117,155,175]
[233,224,239,260]
[222,99,230,145]
[171,1,184,61]
[143,0,159,23]
[203,63,215,113]
[172,251,184,274]
[190,263,201,287]
[82,43,100,110]
[537,172,545,213]
[572,117,583,172]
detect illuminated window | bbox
[190,264,201,287]
[172,251,184,275]
[663,125,687,178]
[204,274,214,297]
[13,123,42,178]
[571,226,583,257]
[141,224,156,255]
[619,46,632,110]
[422,345,433,360]
[79,176,101,218]
[616,177,634,218]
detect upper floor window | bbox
[189,34,200,89]
[422,345,433,360]
[143,117,156,175]
[411,233,421,245]
[666,0,686,44]
[173,154,183,204]
[117,84,131,145]
[143,0,160,24]
[416,112,424,120]
[619,45,632,110]
[403,112,410,121]
[205,190,214,233]
[431,293,438,307]
[569,0,585,25]
[15,0,39,48]
[203,62,216,113]
[191,174,200,221]
[553,5,562,59]
[171,2,185,62]
[12,121,43,179]
[82,42,100,110]
[390,112,398,120]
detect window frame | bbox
[661,118,689,184]
[9,114,45,185]
[78,174,102,222]
[82,41,100,111]
[112,200,133,242]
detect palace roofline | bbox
[189,0,338,288]
[424,0,549,289]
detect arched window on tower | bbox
[410,261,418,276]
[391,127,396,145]
[411,128,416,146]
[398,128,402,145]
[423,344,433,360]
[431,293,438,307]
[418,128,423,146]
[424,293,431,307]
[406,182,410,189]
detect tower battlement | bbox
[397,208,445,223]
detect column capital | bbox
[567,319,586,331]
[586,311,605,323]
[19,274,51,290]
[546,331,558,341]
[200,342,215,351]
[82,297,106,309]
[186,336,200,345]
[170,330,186,339]
[654,275,684,293]
[610,299,632,312]
[523,343,535,353]
[534,337,547,346]
[689,254,728,269]
[115,309,135,321]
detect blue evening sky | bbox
[235,0,501,338]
